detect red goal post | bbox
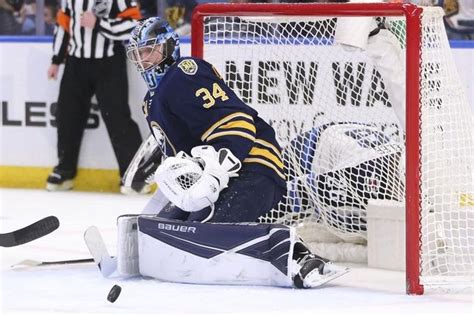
[191,2,473,295]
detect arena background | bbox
[0,38,472,192]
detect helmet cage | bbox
[127,38,164,72]
[126,18,180,90]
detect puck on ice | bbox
[107,284,122,303]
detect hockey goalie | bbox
[101,17,349,289]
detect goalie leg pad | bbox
[116,215,140,276]
[137,216,297,287]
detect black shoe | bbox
[46,169,75,191]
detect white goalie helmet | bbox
[154,151,219,213]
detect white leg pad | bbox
[137,216,297,287]
[116,215,140,277]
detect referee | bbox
[46,0,143,192]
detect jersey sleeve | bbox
[96,0,141,41]
[52,0,70,64]
[164,59,257,162]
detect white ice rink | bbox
[0,188,472,316]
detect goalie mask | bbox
[127,17,180,90]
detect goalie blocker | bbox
[120,134,162,195]
[116,215,349,288]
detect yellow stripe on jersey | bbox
[201,112,254,142]
[243,158,286,180]
[254,139,283,161]
[248,147,284,170]
[206,130,256,142]
[219,120,256,134]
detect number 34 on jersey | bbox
[195,83,229,108]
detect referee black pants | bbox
[55,52,142,178]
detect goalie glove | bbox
[154,147,241,213]
[190,145,241,191]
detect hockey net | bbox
[191,3,474,294]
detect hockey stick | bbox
[0,216,60,247]
[11,258,94,268]
[84,226,117,277]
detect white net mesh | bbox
[417,10,474,286]
[198,6,474,289]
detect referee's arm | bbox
[48,2,70,79]
[52,5,71,65]
[95,0,142,41]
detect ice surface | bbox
[0,188,472,316]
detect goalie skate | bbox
[293,255,349,289]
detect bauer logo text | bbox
[158,223,196,233]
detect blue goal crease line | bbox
[0,35,472,48]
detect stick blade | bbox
[84,226,116,277]
[11,259,42,268]
[0,216,60,247]
[11,258,95,269]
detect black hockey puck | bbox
[107,284,122,303]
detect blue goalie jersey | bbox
[142,57,286,189]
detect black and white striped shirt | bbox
[52,0,141,64]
